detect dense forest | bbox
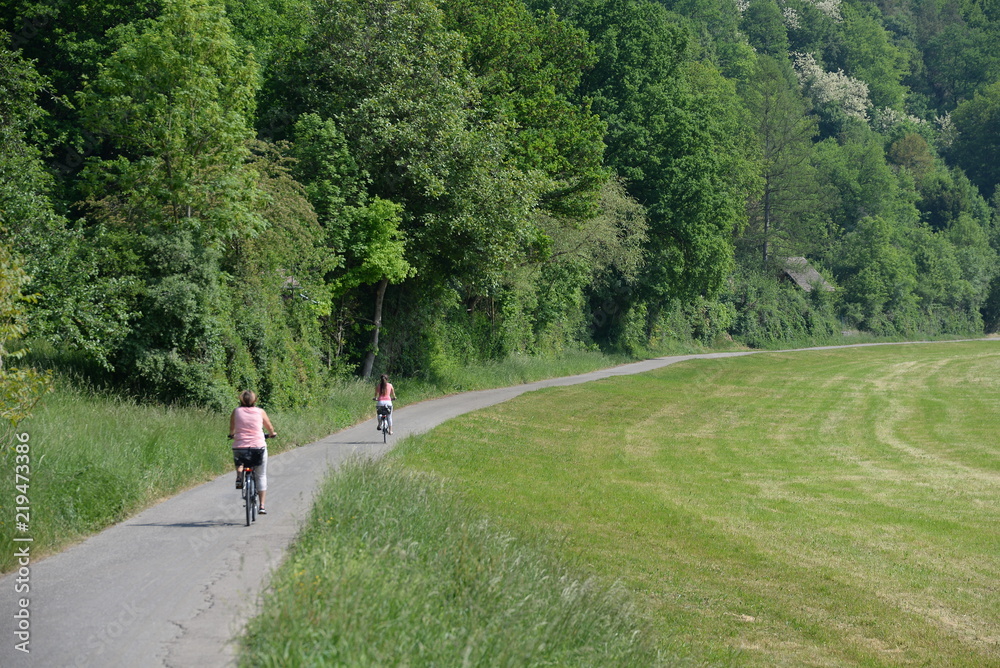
[3,0,1000,409]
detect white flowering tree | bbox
[793,51,871,121]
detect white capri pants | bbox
[232,448,267,491]
[377,400,393,427]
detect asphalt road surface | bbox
[1,350,766,667]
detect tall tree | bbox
[295,0,536,285]
[335,199,415,378]
[742,55,823,263]
[554,0,757,307]
[77,0,262,405]
[1,34,139,368]
[840,1,910,110]
[441,0,607,220]
[950,80,1000,199]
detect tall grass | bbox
[239,458,670,667]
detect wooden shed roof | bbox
[781,257,835,292]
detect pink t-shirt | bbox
[232,407,266,449]
[376,383,394,402]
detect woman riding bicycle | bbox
[228,390,276,515]
[374,374,397,435]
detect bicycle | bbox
[232,434,273,526]
[376,403,392,443]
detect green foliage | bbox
[951,80,1000,199]
[726,263,840,347]
[336,198,415,292]
[915,12,1000,110]
[222,0,313,72]
[887,131,935,181]
[0,32,48,224]
[1,34,139,367]
[6,0,1000,402]
[72,0,323,407]
[813,132,916,234]
[741,0,790,58]
[0,40,55,425]
[667,0,756,78]
[78,0,262,238]
[840,1,910,110]
[290,112,362,237]
[741,54,825,263]
[219,141,333,406]
[835,215,918,333]
[560,0,758,309]
[0,242,51,428]
[441,0,608,220]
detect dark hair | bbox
[239,390,257,407]
[378,374,389,397]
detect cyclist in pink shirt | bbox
[228,390,277,514]
[374,374,397,434]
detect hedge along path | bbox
[0,341,983,668]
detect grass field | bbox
[388,341,1000,666]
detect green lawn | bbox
[394,341,1000,666]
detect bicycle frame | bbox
[233,443,267,526]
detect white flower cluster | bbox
[807,0,842,21]
[793,52,871,120]
[935,112,956,148]
[872,107,925,132]
[783,6,801,29]
[739,0,841,21]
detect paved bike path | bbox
[0,347,845,667]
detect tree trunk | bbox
[361,277,389,379]
[762,185,771,265]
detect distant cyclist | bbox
[228,390,276,514]
[374,374,397,435]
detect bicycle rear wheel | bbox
[244,470,256,526]
[250,474,258,523]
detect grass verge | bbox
[239,458,669,667]
[393,340,1000,666]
